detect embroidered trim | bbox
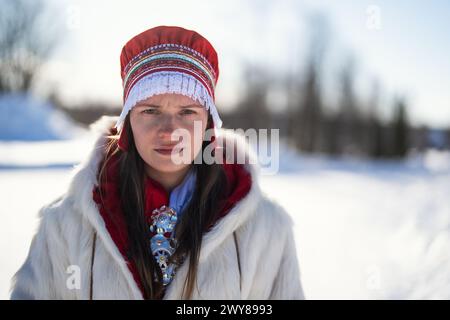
[123,51,215,93]
[123,43,216,80]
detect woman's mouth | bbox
[154,147,183,156]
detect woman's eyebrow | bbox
[136,103,160,108]
[135,103,202,108]
[180,104,203,108]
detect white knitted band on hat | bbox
[115,71,222,134]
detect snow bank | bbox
[0,93,86,141]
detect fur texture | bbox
[10,115,305,300]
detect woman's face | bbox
[130,93,208,175]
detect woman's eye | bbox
[142,108,159,115]
[180,109,197,115]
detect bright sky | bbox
[38,0,450,128]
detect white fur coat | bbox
[10,115,305,300]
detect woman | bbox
[10,26,305,300]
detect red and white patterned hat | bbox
[116,25,222,151]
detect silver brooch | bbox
[149,205,180,286]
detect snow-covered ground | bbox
[0,93,86,141]
[1,133,449,299]
[262,148,450,299]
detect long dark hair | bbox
[97,112,227,299]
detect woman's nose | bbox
[157,114,177,136]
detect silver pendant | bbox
[149,205,180,286]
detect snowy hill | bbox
[0,93,87,141]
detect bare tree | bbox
[391,96,409,157]
[365,78,384,158]
[336,55,361,155]
[234,63,271,130]
[289,13,330,153]
[0,0,61,93]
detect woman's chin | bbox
[147,157,190,173]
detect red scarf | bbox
[92,145,252,299]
